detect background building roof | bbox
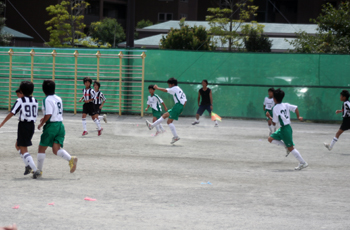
[1,26,33,39]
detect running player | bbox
[93,81,107,123]
[324,90,350,150]
[145,78,187,144]
[264,88,276,135]
[266,88,308,170]
[145,85,167,136]
[36,80,78,176]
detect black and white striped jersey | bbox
[93,91,106,105]
[82,88,95,102]
[342,101,350,118]
[11,97,38,122]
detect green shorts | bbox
[40,122,65,148]
[168,103,184,120]
[265,109,273,121]
[270,124,294,148]
[152,109,162,119]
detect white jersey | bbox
[94,91,106,105]
[82,88,95,102]
[342,101,350,118]
[264,97,275,110]
[166,86,187,105]
[11,96,38,122]
[272,103,298,127]
[147,94,163,111]
[42,95,63,122]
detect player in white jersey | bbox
[145,85,168,136]
[266,88,308,170]
[93,81,107,123]
[263,88,276,135]
[324,90,350,151]
[145,78,187,144]
[36,80,78,176]
[0,81,41,178]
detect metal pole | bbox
[118,51,123,116]
[126,0,135,47]
[52,50,57,80]
[141,52,146,117]
[74,50,79,115]
[8,48,13,111]
[30,49,35,82]
[96,51,101,81]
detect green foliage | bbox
[45,0,88,47]
[206,0,258,51]
[90,18,125,47]
[241,23,272,52]
[289,2,350,54]
[0,1,12,46]
[135,19,153,39]
[160,24,213,50]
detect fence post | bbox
[30,49,35,82]
[74,50,79,115]
[118,51,123,116]
[8,49,13,111]
[52,50,57,80]
[96,51,101,81]
[141,52,146,117]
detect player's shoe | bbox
[146,120,153,130]
[214,123,219,127]
[171,136,180,144]
[33,170,42,179]
[154,131,161,137]
[82,131,88,136]
[103,114,107,123]
[192,121,200,125]
[23,166,32,175]
[69,156,78,173]
[98,128,103,136]
[295,162,308,171]
[324,143,332,151]
[285,148,291,157]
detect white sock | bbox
[159,124,165,132]
[168,123,178,137]
[273,125,276,131]
[271,140,286,148]
[269,125,273,132]
[37,153,46,171]
[98,115,103,120]
[19,150,28,166]
[23,152,37,172]
[82,118,87,131]
[155,125,160,132]
[152,117,164,127]
[330,137,338,148]
[57,149,72,161]
[291,149,306,164]
[214,120,218,125]
[94,118,101,130]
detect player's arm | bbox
[336,109,343,114]
[161,102,168,112]
[209,90,213,110]
[0,113,14,128]
[154,85,167,93]
[295,108,303,121]
[197,92,200,106]
[38,115,51,130]
[79,96,84,103]
[145,104,150,111]
[263,105,266,111]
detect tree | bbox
[242,23,272,52]
[90,18,125,48]
[160,21,213,50]
[45,0,89,47]
[0,1,12,46]
[289,2,350,54]
[206,0,258,51]
[135,19,153,39]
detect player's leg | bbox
[37,145,48,173]
[287,146,308,170]
[324,129,344,150]
[168,119,180,144]
[268,129,290,157]
[19,146,38,174]
[153,116,161,135]
[146,112,169,130]
[208,106,218,127]
[192,106,204,125]
[52,144,78,173]
[82,112,88,135]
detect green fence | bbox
[0,47,348,121]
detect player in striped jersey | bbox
[145,85,167,136]
[93,81,107,123]
[78,77,103,136]
[0,81,41,178]
[324,90,350,150]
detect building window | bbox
[158,13,173,22]
[180,14,187,19]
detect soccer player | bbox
[145,78,187,144]
[324,90,350,150]
[264,87,276,135]
[0,81,41,178]
[36,80,78,176]
[266,88,308,170]
[192,80,218,127]
[93,81,107,123]
[145,85,168,136]
[15,88,23,98]
[78,77,103,136]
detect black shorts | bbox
[17,121,35,147]
[340,118,350,131]
[83,103,96,116]
[197,105,211,116]
[94,104,102,115]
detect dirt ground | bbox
[0,110,350,230]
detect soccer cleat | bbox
[295,162,308,171]
[285,148,291,157]
[192,121,200,125]
[98,128,103,136]
[103,114,107,123]
[146,120,153,130]
[171,136,180,144]
[82,131,88,136]
[154,131,161,137]
[69,156,78,173]
[24,166,32,175]
[324,143,332,151]
[214,123,219,127]
[33,170,42,179]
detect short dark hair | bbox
[15,88,21,93]
[19,81,34,97]
[148,84,155,90]
[273,88,285,103]
[42,80,55,95]
[268,87,275,93]
[83,77,92,84]
[202,80,208,85]
[94,81,100,89]
[167,77,177,86]
[340,90,350,100]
